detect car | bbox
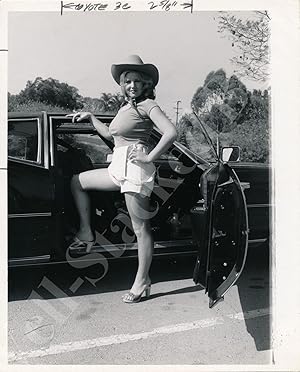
[8,111,270,307]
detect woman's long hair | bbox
[119,70,156,104]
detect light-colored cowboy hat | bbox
[111,55,159,86]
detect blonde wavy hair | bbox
[119,70,156,101]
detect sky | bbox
[8,11,268,122]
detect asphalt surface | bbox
[8,244,271,365]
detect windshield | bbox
[177,112,218,164]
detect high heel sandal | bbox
[122,283,151,303]
[68,236,96,253]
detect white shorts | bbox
[107,144,156,197]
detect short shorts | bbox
[107,144,156,197]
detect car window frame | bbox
[8,117,43,167]
[56,132,113,166]
[49,115,115,167]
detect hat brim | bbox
[111,63,159,86]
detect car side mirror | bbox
[106,153,113,163]
[221,146,241,162]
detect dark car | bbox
[8,111,270,307]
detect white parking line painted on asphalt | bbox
[228,307,270,321]
[8,307,270,363]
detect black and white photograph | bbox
[1,1,300,370]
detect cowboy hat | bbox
[111,55,159,86]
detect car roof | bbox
[7,111,269,168]
[8,111,115,118]
[8,112,44,119]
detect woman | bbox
[68,55,177,303]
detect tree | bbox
[81,97,106,113]
[82,92,125,113]
[81,93,124,113]
[217,11,270,82]
[191,69,249,133]
[191,69,227,116]
[189,70,269,163]
[97,92,124,113]
[222,116,269,163]
[9,78,126,114]
[8,93,70,113]
[17,77,83,110]
[103,92,124,112]
[176,114,193,146]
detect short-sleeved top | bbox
[109,99,159,148]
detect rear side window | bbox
[8,119,40,163]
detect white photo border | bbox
[1,0,300,371]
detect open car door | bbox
[193,162,249,308]
[191,112,249,308]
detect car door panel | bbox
[232,164,270,240]
[8,115,55,261]
[206,164,248,307]
[191,166,219,289]
[193,163,248,308]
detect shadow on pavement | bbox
[147,285,203,301]
[8,255,199,302]
[236,242,271,351]
[8,246,270,352]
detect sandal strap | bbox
[123,292,136,301]
[123,292,141,302]
[69,236,94,249]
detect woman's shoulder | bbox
[138,98,160,115]
[139,98,158,106]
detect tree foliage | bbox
[192,69,227,116]
[191,69,249,133]
[8,93,70,113]
[17,77,84,110]
[218,89,269,163]
[217,11,270,82]
[179,70,269,163]
[82,93,124,113]
[226,118,269,163]
[176,113,193,147]
[8,78,125,114]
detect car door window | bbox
[57,133,112,165]
[158,151,179,161]
[8,119,41,164]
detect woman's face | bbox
[123,72,144,99]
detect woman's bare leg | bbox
[124,192,153,294]
[71,168,119,241]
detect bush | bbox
[176,112,269,164]
[224,119,269,163]
[8,97,71,113]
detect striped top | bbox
[109,99,159,148]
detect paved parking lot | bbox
[8,244,271,365]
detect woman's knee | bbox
[71,174,84,192]
[132,219,151,239]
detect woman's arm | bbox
[129,106,177,163]
[67,112,113,141]
[89,114,113,140]
[146,106,177,162]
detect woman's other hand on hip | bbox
[128,146,151,164]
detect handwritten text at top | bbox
[60,0,193,15]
